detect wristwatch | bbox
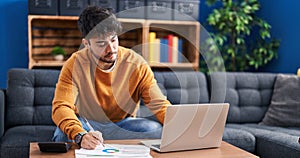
[74,131,87,147]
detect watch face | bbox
[75,132,87,145]
[75,134,82,144]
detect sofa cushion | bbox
[260,74,300,127]
[0,125,56,158]
[154,71,209,104]
[209,72,277,123]
[256,133,300,158]
[226,124,300,158]
[6,69,60,127]
[227,123,300,136]
[138,71,209,121]
[223,127,256,153]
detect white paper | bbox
[75,144,152,158]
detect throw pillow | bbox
[260,74,300,127]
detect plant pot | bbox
[53,54,64,61]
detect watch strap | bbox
[75,131,88,147]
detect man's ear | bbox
[82,38,89,47]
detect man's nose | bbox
[105,42,115,53]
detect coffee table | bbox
[30,139,258,158]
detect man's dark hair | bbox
[78,6,122,38]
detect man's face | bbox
[85,33,119,63]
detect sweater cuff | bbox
[70,126,87,140]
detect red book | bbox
[167,34,173,63]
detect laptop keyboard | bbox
[152,144,161,149]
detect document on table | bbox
[75,144,152,158]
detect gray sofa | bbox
[0,68,299,158]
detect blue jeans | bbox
[52,117,162,142]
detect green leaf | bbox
[227,48,235,57]
[203,0,280,72]
[252,4,259,10]
[243,5,252,14]
[218,22,226,30]
[51,46,66,56]
[249,60,255,65]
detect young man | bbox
[51,6,171,149]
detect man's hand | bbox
[80,131,104,149]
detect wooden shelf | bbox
[28,15,79,20]
[32,60,65,67]
[28,15,200,70]
[149,62,197,69]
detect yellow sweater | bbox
[52,46,170,140]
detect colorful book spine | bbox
[178,38,183,63]
[160,39,168,62]
[172,36,178,63]
[154,38,160,63]
[149,34,183,64]
[167,34,173,63]
[149,32,156,63]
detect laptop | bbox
[141,103,229,152]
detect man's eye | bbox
[97,42,106,47]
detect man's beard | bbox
[99,52,117,63]
[90,49,117,64]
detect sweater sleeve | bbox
[51,56,86,140]
[139,64,171,124]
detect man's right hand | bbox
[80,131,104,149]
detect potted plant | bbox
[201,0,280,72]
[51,46,66,61]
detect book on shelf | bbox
[172,35,178,63]
[162,35,183,64]
[154,38,160,63]
[178,38,183,63]
[160,38,168,63]
[148,32,156,63]
[148,32,184,64]
[167,34,173,63]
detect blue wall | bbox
[0,0,300,88]
[0,0,28,89]
[257,0,300,73]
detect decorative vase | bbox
[53,54,64,61]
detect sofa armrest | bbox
[0,89,5,137]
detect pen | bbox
[81,116,105,148]
[82,116,95,131]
